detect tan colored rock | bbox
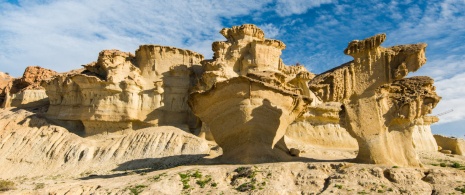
[289,148,301,157]
[412,116,439,152]
[440,150,452,154]
[43,47,203,136]
[0,108,209,179]
[286,102,358,149]
[434,134,465,155]
[2,66,56,108]
[189,24,314,163]
[309,34,440,166]
[0,72,13,106]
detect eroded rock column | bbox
[309,34,440,166]
[189,24,314,163]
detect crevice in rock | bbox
[421,170,431,183]
[383,169,396,183]
[318,176,332,194]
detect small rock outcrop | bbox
[189,24,314,163]
[309,34,440,166]
[434,134,465,155]
[0,72,13,106]
[2,66,56,108]
[42,47,204,136]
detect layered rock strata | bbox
[2,66,56,108]
[309,34,440,166]
[189,24,314,163]
[0,108,210,179]
[43,47,203,135]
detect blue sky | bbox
[0,0,464,137]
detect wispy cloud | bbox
[274,0,334,16]
[0,0,276,75]
[258,23,280,38]
[0,0,340,76]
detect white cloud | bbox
[258,23,280,38]
[411,55,465,80]
[428,71,465,123]
[274,0,334,16]
[386,0,465,47]
[0,0,274,76]
[391,0,465,127]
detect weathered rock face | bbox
[0,72,13,106]
[309,34,440,166]
[434,134,465,155]
[0,108,210,179]
[189,24,314,163]
[286,102,358,149]
[43,47,203,136]
[412,116,439,152]
[2,66,56,108]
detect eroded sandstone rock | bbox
[286,102,358,150]
[412,116,439,152]
[43,47,203,135]
[0,72,13,106]
[309,34,440,166]
[189,24,314,163]
[2,66,56,108]
[0,108,209,179]
[434,134,465,155]
[1,24,445,167]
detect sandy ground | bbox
[1,147,465,195]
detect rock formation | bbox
[42,47,203,136]
[285,102,358,150]
[0,72,13,106]
[0,107,209,179]
[412,116,439,152]
[309,34,441,166]
[189,24,315,163]
[0,24,444,168]
[1,66,56,108]
[434,135,465,155]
